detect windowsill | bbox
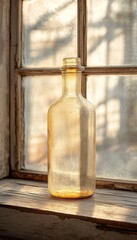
[0,178,137,233]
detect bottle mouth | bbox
[61,57,84,71]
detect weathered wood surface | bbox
[0,179,137,240]
[11,170,48,181]
[96,178,137,191]
[10,0,22,170]
[16,65,137,76]
[11,170,137,191]
[85,66,137,75]
[16,67,61,75]
[0,0,10,178]
[78,0,87,65]
[0,179,137,230]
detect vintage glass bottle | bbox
[48,58,96,198]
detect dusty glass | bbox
[87,75,137,180]
[87,0,137,65]
[22,76,62,172]
[22,0,77,67]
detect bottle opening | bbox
[63,57,81,67]
[61,57,84,71]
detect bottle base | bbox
[49,190,94,199]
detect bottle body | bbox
[48,58,96,198]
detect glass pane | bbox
[87,0,137,66]
[22,0,77,67]
[22,76,62,172]
[87,75,137,180]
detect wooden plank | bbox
[77,0,87,97]
[11,170,137,192]
[77,0,87,65]
[0,0,10,178]
[0,179,137,231]
[81,74,87,97]
[15,75,23,170]
[16,66,137,76]
[11,170,48,181]
[16,68,61,76]
[96,178,137,192]
[10,0,22,170]
[85,66,137,75]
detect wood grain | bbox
[16,68,61,76]
[97,178,137,191]
[85,66,137,75]
[16,65,137,76]
[0,0,10,178]
[11,170,48,181]
[0,179,137,230]
[10,0,22,170]
[11,170,137,192]
[77,0,87,65]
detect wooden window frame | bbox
[10,0,137,191]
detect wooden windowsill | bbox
[0,178,137,233]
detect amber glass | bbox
[48,58,96,198]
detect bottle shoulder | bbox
[48,95,95,115]
[79,95,95,112]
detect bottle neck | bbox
[62,72,81,97]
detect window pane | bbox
[87,75,137,180]
[22,0,77,67]
[87,0,137,66]
[22,76,62,172]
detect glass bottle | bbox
[48,58,96,198]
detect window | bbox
[10,0,137,189]
[1,2,137,239]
